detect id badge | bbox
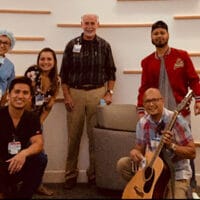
[35,94,44,106]
[73,44,81,53]
[8,141,21,155]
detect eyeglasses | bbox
[143,98,162,105]
[0,40,10,47]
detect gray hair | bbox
[81,14,99,23]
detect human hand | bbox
[64,95,74,112]
[194,102,200,115]
[103,93,112,105]
[162,130,173,148]
[129,149,144,163]
[6,151,26,174]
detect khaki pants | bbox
[166,179,189,199]
[65,86,105,181]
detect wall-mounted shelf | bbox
[9,50,200,58]
[174,15,200,20]
[117,0,162,1]
[10,50,63,54]
[190,52,200,57]
[123,69,200,74]
[15,36,45,41]
[57,23,152,28]
[0,9,51,14]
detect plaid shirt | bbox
[60,34,116,86]
[136,108,193,180]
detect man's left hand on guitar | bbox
[161,130,173,149]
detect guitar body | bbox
[122,151,166,199]
[122,90,193,199]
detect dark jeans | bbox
[0,152,47,199]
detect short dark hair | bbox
[151,20,168,32]
[9,76,33,95]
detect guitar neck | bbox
[148,111,179,167]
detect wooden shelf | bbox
[195,141,200,147]
[123,70,141,74]
[123,70,200,74]
[15,36,45,41]
[117,0,162,1]
[9,50,200,58]
[174,15,200,20]
[57,23,152,28]
[10,50,63,54]
[0,9,51,14]
[190,52,200,57]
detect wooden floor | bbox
[33,183,123,199]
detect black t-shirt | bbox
[0,106,42,161]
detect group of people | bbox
[117,20,200,199]
[0,13,200,199]
[0,31,60,198]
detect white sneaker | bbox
[192,192,200,199]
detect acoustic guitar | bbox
[122,90,193,199]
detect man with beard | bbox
[136,20,200,196]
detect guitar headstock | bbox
[176,90,193,113]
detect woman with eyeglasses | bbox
[0,30,16,107]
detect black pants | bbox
[190,159,197,189]
[0,152,47,199]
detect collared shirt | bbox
[0,57,15,95]
[136,108,193,180]
[60,34,116,87]
[137,47,200,116]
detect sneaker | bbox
[64,177,77,189]
[36,184,54,196]
[192,192,200,199]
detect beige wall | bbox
[1,0,200,182]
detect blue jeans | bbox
[0,152,47,198]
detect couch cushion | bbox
[94,128,136,190]
[96,104,138,132]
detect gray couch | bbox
[93,104,138,190]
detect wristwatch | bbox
[170,143,177,152]
[107,89,114,95]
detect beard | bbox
[152,39,168,48]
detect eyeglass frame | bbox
[0,40,11,47]
[143,97,163,105]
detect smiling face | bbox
[8,83,32,109]
[143,88,164,121]
[38,51,55,73]
[151,28,169,48]
[0,35,11,56]
[81,14,99,40]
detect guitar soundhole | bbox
[144,167,155,193]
